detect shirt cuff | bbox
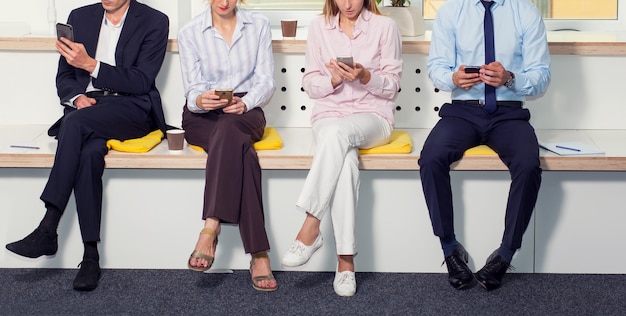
[364,71,382,89]
[65,94,81,108]
[90,61,101,78]
[186,93,207,113]
[241,96,255,112]
[446,72,456,89]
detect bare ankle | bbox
[250,253,271,274]
[337,255,354,272]
[204,217,221,234]
[252,251,269,260]
[295,214,321,245]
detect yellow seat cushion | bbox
[464,145,497,155]
[359,130,413,154]
[189,127,283,152]
[106,130,163,153]
[254,127,283,150]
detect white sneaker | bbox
[281,233,323,267]
[333,270,356,297]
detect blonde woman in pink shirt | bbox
[281,0,402,296]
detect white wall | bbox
[5,50,626,130]
[0,0,189,37]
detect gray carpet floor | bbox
[1,268,625,315]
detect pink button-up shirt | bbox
[302,9,403,126]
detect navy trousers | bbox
[418,103,541,251]
[40,96,152,243]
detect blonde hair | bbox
[322,0,381,22]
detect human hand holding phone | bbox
[55,23,97,73]
[196,89,232,111]
[215,89,234,106]
[336,56,354,70]
[454,65,482,90]
[222,94,247,115]
[464,66,480,73]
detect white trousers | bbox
[296,113,393,255]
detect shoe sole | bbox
[453,281,474,290]
[334,284,356,296]
[476,279,500,291]
[334,290,356,297]
[5,245,57,259]
[449,276,476,290]
[73,284,99,291]
[252,284,278,292]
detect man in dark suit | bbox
[5,0,168,291]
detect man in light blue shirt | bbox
[419,0,551,291]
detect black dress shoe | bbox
[475,250,511,291]
[444,244,474,290]
[73,259,102,291]
[5,228,58,258]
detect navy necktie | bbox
[482,1,497,114]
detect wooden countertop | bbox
[3,31,626,55]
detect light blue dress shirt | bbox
[427,0,551,102]
[178,7,275,113]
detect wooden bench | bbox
[2,125,624,171]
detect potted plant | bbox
[375,0,424,37]
[377,0,410,7]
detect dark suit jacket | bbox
[51,0,169,136]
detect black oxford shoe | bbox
[444,244,474,290]
[73,259,102,292]
[5,228,58,258]
[475,250,511,291]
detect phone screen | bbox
[56,23,74,42]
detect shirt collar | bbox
[476,0,504,7]
[103,7,129,28]
[325,8,372,36]
[201,7,253,32]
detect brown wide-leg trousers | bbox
[182,106,268,254]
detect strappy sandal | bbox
[250,252,278,292]
[187,227,218,272]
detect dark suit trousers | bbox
[182,106,268,254]
[40,97,151,242]
[418,103,542,251]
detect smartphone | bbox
[215,89,234,106]
[464,66,481,73]
[56,23,74,42]
[337,56,354,69]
